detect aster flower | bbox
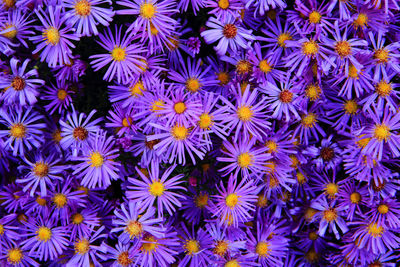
[130,132,163,167]
[30,6,79,67]
[106,104,137,137]
[177,0,204,14]
[127,162,186,217]
[181,190,212,225]
[63,0,115,36]
[245,0,286,16]
[0,106,45,156]
[0,57,44,106]
[348,5,388,35]
[303,135,343,170]
[201,15,254,55]
[204,0,243,21]
[42,80,74,115]
[210,175,258,227]
[89,25,146,84]
[101,241,136,267]
[293,105,326,145]
[0,9,34,48]
[0,183,27,213]
[0,241,39,267]
[52,55,87,82]
[337,181,368,221]
[366,198,400,229]
[68,208,101,241]
[324,96,364,131]
[206,222,245,259]
[108,77,150,109]
[73,131,120,189]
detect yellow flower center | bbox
[218,0,229,9]
[151,99,165,113]
[7,248,23,265]
[2,0,15,9]
[117,251,133,266]
[368,223,384,237]
[44,27,60,45]
[195,193,208,208]
[323,208,337,222]
[255,241,271,257]
[348,64,359,78]
[148,181,165,197]
[305,248,319,263]
[89,152,104,167]
[305,84,321,100]
[301,113,317,128]
[213,240,229,256]
[75,0,91,16]
[9,123,26,139]
[33,162,49,178]
[354,13,368,28]
[277,32,292,47]
[186,78,201,93]
[225,260,240,267]
[304,207,318,221]
[259,60,272,73]
[237,152,253,168]
[36,226,52,242]
[375,80,392,97]
[130,81,145,97]
[373,123,391,141]
[256,194,268,207]
[126,220,143,238]
[2,24,17,39]
[296,172,307,184]
[171,124,188,140]
[184,239,200,255]
[174,102,187,114]
[11,76,26,91]
[217,72,230,85]
[279,89,293,103]
[236,60,252,74]
[356,135,370,148]
[198,113,213,129]
[335,40,352,57]
[75,238,90,254]
[374,49,389,64]
[140,3,156,19]
[167,36,179,50]
[309,10,321,24]
[325,183,339,198]
[265,140,278,153]
[141,236,158,252]
[225,193,239,208]
[378,204,389,214]
[36,196,47,206]
[72,213,84,224]
[302,40,319,56]
[111,47,126,61]
[53,193,67,208]
[73,126,88,140]
[122,117,133,127]
[308,231,318,241]
[344,100,358,114]
[223,24,237,38]
[350,192,361,204]
[57,89,67,100]
[237,106,253,121]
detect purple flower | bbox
[42,80,74,115]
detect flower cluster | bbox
[1,0,400,266]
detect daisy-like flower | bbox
[366,198,400,229]
[63,0,115,36]
[101,241,136,267]
[0,106,45,156]
[0,58,44,106]
[201,15,254,55]
[324,96,364,131]
[210,175,258,227]
[111,200,163,243]
[89,25,146,84]
[217,137,270,179]
[17,151,63,197]
[21,213,69,261]
[204,0,243,21]
[0,242,39,267]
[106,104,137,137]
[30,6,79,67]
[303,135,343,171]
[68,208,101,241]
[52,55,87,82]
[0,9,34,48]
[177,223,213,267]
[73,131,120,189]
[293,105,326,145]
[177,0,204,14]
[245,0,286,16]
[206,222,245,259]
[181,190,213,225]
[220,84,270,142]
[337,181,368,221]
[42,80,74,115]
[127,162,186,217]
[59,108,102,155]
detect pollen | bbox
[117,251,133,266]
[44,27,60,45]
[213,240,228,256]
[335,41,352,57]
[373,123,391,141]
[304,207,318,221]
[217,72,230,85]
[325,183,339,198]
[75,0,91,16]
[2,24,17,39]
[75,238,90,254]
[348,192,361,204]
[130,81,145,97]
[198,113,213,129]
[53,193,67,208]
[223,24,237,38]
[256,194,268,207]
[320,147,335,161]
[33,162,49,177]
[195,192,208,208]
[374,49,389,64]
[141,235,158,252]
[343,100,359,114]
[301,113,317,128]
[11,76,26,91]
[255,241,271,257]
[73,126,88,140]
[308,231,318,241]
[259,60,272,73]
[148,181,165,197]
[305,84,321,100]
[36,196,47,206]
[57,89,68,100]
[122,117,133,127]
[151,99,165,113]
[309,10,322,24]
[225,260,240,267]
[140,3,156,19]
[72,213,84,224]
[9,123,26,139]
[348,64,359,78]
[167,36,179,50]
[265,140,278,153]
[236,60,252,74]
[378,204,389,214]
[323,208,337,222]
[353,13,368,29]
[184,239,200,255]
[218,0,229,9]
[237,106,253,121]
[111,47,126,61]
[367,223,384,237]
[186,78,201,93]
[171,124,188,140]
[302,40,319,56]
[375,80,392,97]
[7,248,23,265]
[296,172,307,185]
[52,129,62,143]
[36,226,52,242]
[89,152,104,167]
[237,152,253,168]
[225,193,239,208]
[277,32,292,47]
[126,220,143,238]
[174,102,187,114]
[279,89,293,103]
